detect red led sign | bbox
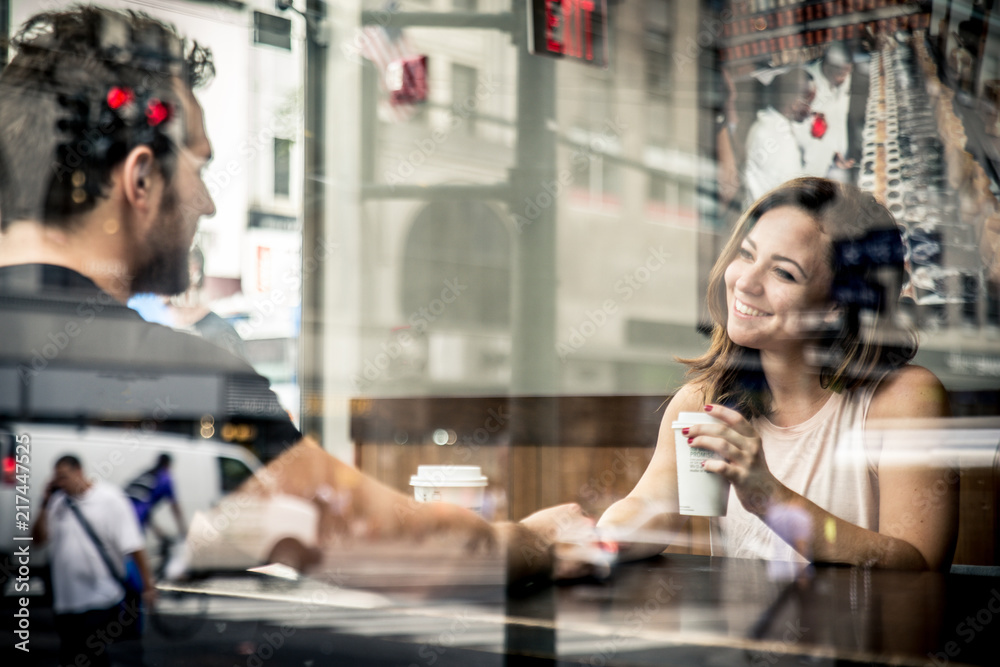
[528,0,609,68]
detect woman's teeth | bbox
[736,300,767,317]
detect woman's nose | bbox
[734,263,764,294]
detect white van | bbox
[185,493,322,574]
[0,422,262,577]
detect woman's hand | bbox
[687,404,788,517]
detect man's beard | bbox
[130,183,192,297]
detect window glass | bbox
[7,0,1000,579]
[9,0,998,415]
[218,456,254,495]
[273,138,292,198]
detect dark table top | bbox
[134,553,1000,667]
[541,554,1000,666]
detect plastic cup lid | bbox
[672,411,721,429]
[410,465,488,487]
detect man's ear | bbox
[121,145,158,211]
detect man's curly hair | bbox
[0,5,215,229]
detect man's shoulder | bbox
[0,264,254,374]
[1,266,302,451]
[747,108,787,136]
[48,490,69,512]
[154,469,175,491]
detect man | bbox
[0,6,579,584]
[126,453,186,539]
[742,67,816,202]
[794,43,857,178]
[33,455,155,667]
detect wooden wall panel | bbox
[954,465,998,566]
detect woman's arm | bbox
[596,384,705,562]
[690,366,957,570]
[866,365,958,569]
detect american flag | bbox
[358,2,428,122]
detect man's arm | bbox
[31,482,58,545]
[170,500,186,535]
[130,549,158,606]
[235,438,558,581]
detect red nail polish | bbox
[704,404,714,412]
[688,437,694,444]
[700,461,706,468]
[682,427,690,436]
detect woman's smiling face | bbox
[724,205,835,353]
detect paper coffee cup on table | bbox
[410,465,488,515]
[672,412,731,516]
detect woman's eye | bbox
[738,248,753,260]
[776,268,795,281]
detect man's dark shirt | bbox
[0,264,301,461]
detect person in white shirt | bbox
[795,43,856,178]
[33,455,155,667]
[743,68,816,202]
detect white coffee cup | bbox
[409,465,488,515]
[672,411,731,516]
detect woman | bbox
[598,177,958,570]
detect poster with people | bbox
[705,1,1000,342]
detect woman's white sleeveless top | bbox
[717,384,881,562]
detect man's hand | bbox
[142,586,159,608]
[42,479,59,508]
[834,152,856,169]
[131,550,157,608]
[520,503,614,580]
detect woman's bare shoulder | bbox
[869,365,949,420]
[663,382,709,420]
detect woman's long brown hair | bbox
[680,177,917,419]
